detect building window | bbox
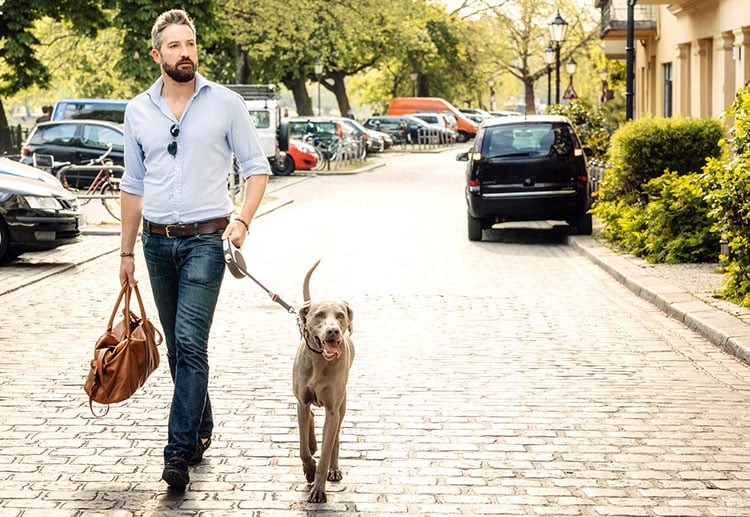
[663,63,673,117]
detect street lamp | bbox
[314,58,323,116]
[548,11,569,105]
[488,78,495,111]
[565,57,577,94]
[543,43,555,107]
[409,70,418,97]
[598,69,609,104]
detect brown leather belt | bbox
[143,217,229,238]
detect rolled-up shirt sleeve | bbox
[121,103,147,196]
[228,94,272,178]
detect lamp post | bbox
[565,57,577,92]
[314,58,323,116]
[543,43,555,107]
[598,69,609,104]
[410,70,418,97]
[625,0,637,120]
[488,78,496,111]
[548,11,569,105]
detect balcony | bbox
[596,0,657,38]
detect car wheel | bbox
[273,154,295,176]
[468,214,483,241]
[456,132,468,143]
[0,218,12,263]
[575,213,593,235]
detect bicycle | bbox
[35,145,123,221]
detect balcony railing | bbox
[597,0,657,36]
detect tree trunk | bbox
[523,76,537,115]
[287,73,314,116]
[0,100,14,155]
[327,71,351,117]
[235,45,250,84]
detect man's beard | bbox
[163,58,197,83]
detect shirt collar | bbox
[145,72,211,108]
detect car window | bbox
[81,124,124,152]
[483,123,575,158]
[248,109,270,129]
[58,101,127,123]
[31,124,77,146]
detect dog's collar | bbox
[297,317,323,355]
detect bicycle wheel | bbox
[100,181,121,221]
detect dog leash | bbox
[223,238,297,314]
[223,239,323,355]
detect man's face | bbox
[152,24,198,83]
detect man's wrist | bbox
[120,251,135,258]
[235,217,250,233]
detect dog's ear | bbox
[344,301,353,334]
[298,301,312,324]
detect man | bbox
[119,9,270,491]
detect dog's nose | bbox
[324,326,341,339]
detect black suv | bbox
[21,120,124,187]
[457,115,593,241]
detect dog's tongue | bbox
[322,340,342,359]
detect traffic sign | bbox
[563,82,578,100]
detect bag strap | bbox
[107,284,130,332]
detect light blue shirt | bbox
[121,72,271,224]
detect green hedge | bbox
[601,117,724,203]
[592,116,724,263]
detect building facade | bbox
[597,0,750,119]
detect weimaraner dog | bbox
[292,260,355,503]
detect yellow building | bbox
[596,0,750,118]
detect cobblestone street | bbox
[2,150,750,516]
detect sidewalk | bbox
[569,234,750,366]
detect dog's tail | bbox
[302,259,321,302]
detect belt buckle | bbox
[165,224,178,238]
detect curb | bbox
[569,235,750,365]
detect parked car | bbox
[0,161,81,263]
[51,99,128,124]
[457,115,593,241]
[20,120,124,188]
[409,112,456,143]
[272,138,319,175]
[363,115,440,144]
[332,117,377,156]
[386,97,478,142]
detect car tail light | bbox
[574,148,584,157]
[469,179,481,193]
[576,175,588,182]
[22,146,30,156]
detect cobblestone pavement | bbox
[2,151,750,516]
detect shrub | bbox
[602,117,724,202]
[641,171,719,263]
[547,100,610,159]
[705,86,750,305]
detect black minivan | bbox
[457,115,593,241]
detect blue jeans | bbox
[142,229,225,464]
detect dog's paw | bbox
[308,487,327,503]
[328,468,343,482]
[303,461,316,483]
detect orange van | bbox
[386,97,479,142]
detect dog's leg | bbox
[308,407,341,503]
[308,414,317,456]
[297,402,316,483]
[328,395,346,482]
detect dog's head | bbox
[299,300,353,361]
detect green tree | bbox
[0,0,107,152]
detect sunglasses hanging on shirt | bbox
[167,123,180,156]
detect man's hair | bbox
[151,9,196,51]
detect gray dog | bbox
[292,260,355,503]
